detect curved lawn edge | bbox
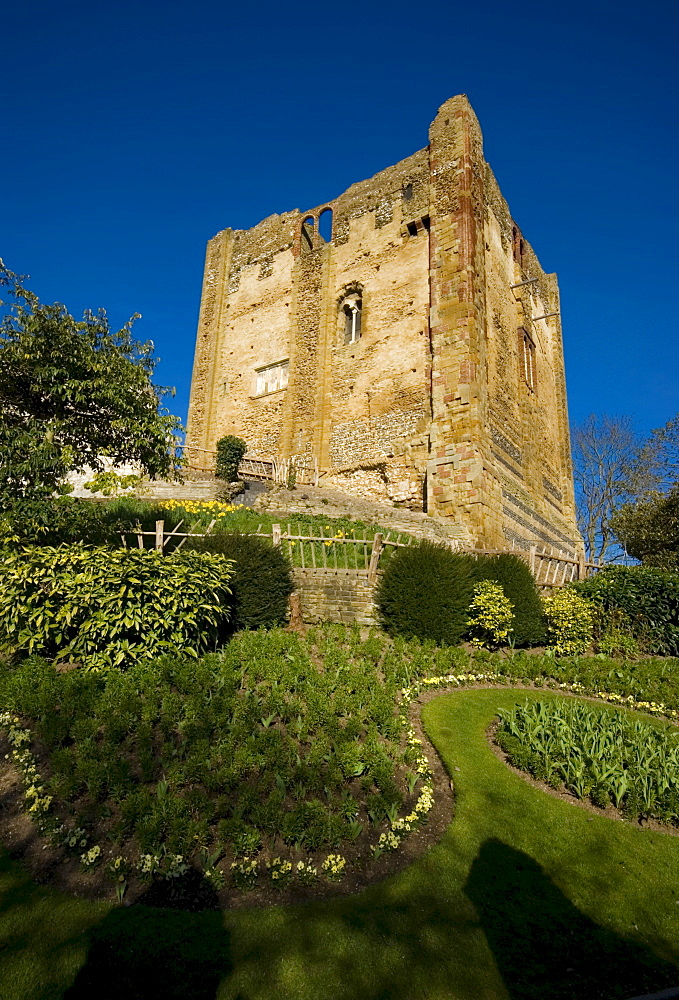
[1,685,679,1000]
[2,664,679,911]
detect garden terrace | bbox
[1,636,679,999]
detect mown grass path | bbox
[1,688,678,1000]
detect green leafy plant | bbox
[82,470,144,496]
[0,259,183,503]
[376,541,475,646]
[595,610,640,658]
[215,436,247,482]
[575,565,679,656]
[466,580,514,648]
[185,532,294,631]
[471,553,546,646]
[497,699,679,823]
[0,626,432,889]
[0,545,234,668]
[541,588,594,655]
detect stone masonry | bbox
[187,96,582,555]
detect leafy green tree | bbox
[610,487,679,569]
[0,259,182,502]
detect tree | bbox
[610,487,679,569]
[571,414,656,563]
[0,260,183,502]
[645,414,679,490]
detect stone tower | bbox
[187,95,582,554]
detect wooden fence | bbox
[178,446,319,486]
[133,520,598,586]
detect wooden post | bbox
[155,520,165,551]
[529,543,537,580]
[272,523,281,547]
[577,550,586,580]
[368,533,383,582]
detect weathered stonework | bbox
[187,96,582,554]
[293,570,377,626]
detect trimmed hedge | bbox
[376,540,475,646]
[471,553,546,647]
[575,565,679,656]
[186,532,294,631]
[215,435,247,482]
[0,545,234,669]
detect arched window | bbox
[342,295,362,344]
[318,207,333,243]
[301,216,315,253]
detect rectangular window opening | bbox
[255,359,289,396]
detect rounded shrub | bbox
[0,545,234,669]
[541,587,594,655]
[215,435,247,482]
[471,553,546,646]
[466,580,514,648]
[187,532,294,631]
[376,540,475,646]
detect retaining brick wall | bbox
[293,569,378,626]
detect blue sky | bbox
[4,0,678,440]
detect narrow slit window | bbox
[518,329,537,391]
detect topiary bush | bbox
[215,435,247,482]
[0,545,234,669]
[376,540,475,646]
[575,565,679,656]
[470,553,546,646]
[186,532,294,631]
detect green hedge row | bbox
[0,535,294,670]
[376,542,545,647]
[575,566,679,657]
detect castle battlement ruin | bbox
[187,95,582,554]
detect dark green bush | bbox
[0,545,234,668]
[575,566,679,656]
[186,532,294,631]
[215,435,247,482]
[376,540,475,646]
[470,553,546,646]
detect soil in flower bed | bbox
[0,626,458,910]
[0,697,454,910]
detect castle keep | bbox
[187,95,581,554]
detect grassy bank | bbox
[1,684,678,999]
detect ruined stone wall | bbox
[187,149,433,508]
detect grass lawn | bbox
[1,687,678,1000]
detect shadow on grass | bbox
[465,838,679,1000]
[62,873,231,1000]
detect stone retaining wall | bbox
[293,569,377,626]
